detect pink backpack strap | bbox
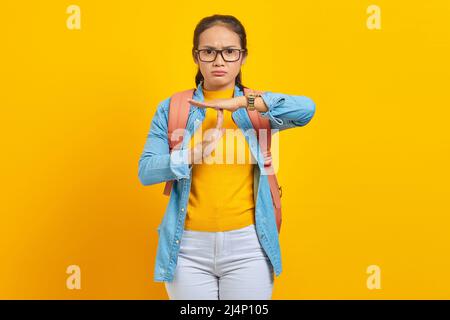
[243,88,282,233]
[163,89,195,196]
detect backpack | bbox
[162,87,282,233]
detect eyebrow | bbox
[199,45,240,49]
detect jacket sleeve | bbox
[259,91,316,131]
[138,98,193,186]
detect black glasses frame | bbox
[194,48,247,62]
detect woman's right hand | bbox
[187,109,225,165]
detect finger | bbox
[203,132,223,157]
[187,98,212,109]
[203,128,224,149]
[203,134,217,152]
[215,109,224,129]
[215,127,226,140]
[209,128,224,141]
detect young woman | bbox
[138,14,316,300]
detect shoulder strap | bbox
[243,88,271,166]
[243,88,282,233]
[163,88,195,196]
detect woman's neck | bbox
[202,81,235,92]
[203,86,234,100]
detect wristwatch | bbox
[246,93,261,111]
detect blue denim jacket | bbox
[138,81,316,282]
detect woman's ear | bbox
[192,51,198,65]
[241,55,247,66]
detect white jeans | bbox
[164,223,274,300]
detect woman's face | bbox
[194,25,246,91]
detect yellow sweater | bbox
[184,86,256,231]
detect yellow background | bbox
[1,0,449,299]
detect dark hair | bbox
[192,14,248,91]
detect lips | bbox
[212,71,227,76]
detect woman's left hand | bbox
[187,96,245,112]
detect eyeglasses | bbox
[195,48,247,62]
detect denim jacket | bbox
[138,81,316,282]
